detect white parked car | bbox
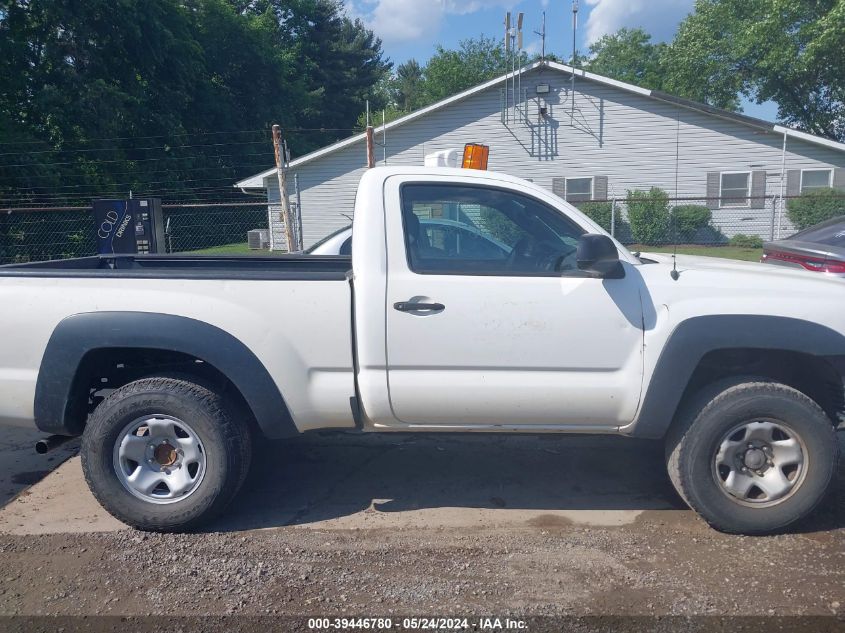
[306,218,511,257]
[1,165,843,534]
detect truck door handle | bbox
[393,301,445,312]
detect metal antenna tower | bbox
[534,11,547,61]
[571,0,579,118]
[503,11,525,124]
[505,12,511,123]
[516,12,524,123]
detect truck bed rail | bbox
[0,254,352,281]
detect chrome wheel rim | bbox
[712,419,807,507]
[113,416,206,504]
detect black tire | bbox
[81,377,252,532]
[666,378,839,535]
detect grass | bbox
[186,242,764,263]
[182,242,287,256]
[629,244,763,262]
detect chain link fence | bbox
[0,202,274,264]
[574,193,845,251]
[1,191,843,265]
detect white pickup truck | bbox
[1,166,844,534]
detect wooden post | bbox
[365,125,376,168]
[272,124,296,252]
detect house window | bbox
[565,177,593,203]
[720,172,750,207]
[801,169,833,193]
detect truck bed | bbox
[0,254,352,280]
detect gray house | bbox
[236,60,845,250]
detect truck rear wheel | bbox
[666,378,838,535]
[81,377,251,532]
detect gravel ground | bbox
[0,433,843,628]
[0,521,843,618]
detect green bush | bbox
[480,207,527,245]
[729,234,763,249]
[626,188,670,245]
[786,188,845,230]
[578,201,613,232]
[670,205,712,241]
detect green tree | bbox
[0,0,389,204]
[395,59,425,112]
[586,28,668,91]
[278,0,391,148]
[422,36,515,104]
[665,0,845,138]
[0,0,205,200]
[354,105,406,131]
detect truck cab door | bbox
[382,176,645,430]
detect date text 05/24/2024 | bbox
[307,617,528,630]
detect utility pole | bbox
[365,100,375,168]
[272,124,296,252]
[366,126,376,168]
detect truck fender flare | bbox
[630,314,845,439]
[34,311,299,438]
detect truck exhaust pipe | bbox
[35,434,74,455]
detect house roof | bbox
[235,60,845,189]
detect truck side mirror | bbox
[576,234,624,279]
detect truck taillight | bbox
[462,144,489,170]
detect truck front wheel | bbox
[81,377,252,532]
[666,378,838,535]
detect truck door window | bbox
[401,183,585,275]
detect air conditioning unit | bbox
[247,229,270,250]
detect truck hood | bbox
[639,251,842,283]
[636,251,845,339]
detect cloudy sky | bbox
[344,0,778,121]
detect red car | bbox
[762,215,845,277]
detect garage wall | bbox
[261,67,844,248]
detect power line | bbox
[0,128,271,146]
[0,161,275,182]
[0,139,275,157]
[0,126,359,148]
[1,200,276,213]
[0,190,252,204]
[0,151,275,168]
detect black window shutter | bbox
[551,177,566,198]
[750,171,767,207]
[593,176,608,201]
[706,172,720,209]
[786,169,801,197]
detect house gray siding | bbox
[261,67,844,248]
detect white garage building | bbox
[236,60,845,250]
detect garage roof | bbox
[235,60,845,189]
